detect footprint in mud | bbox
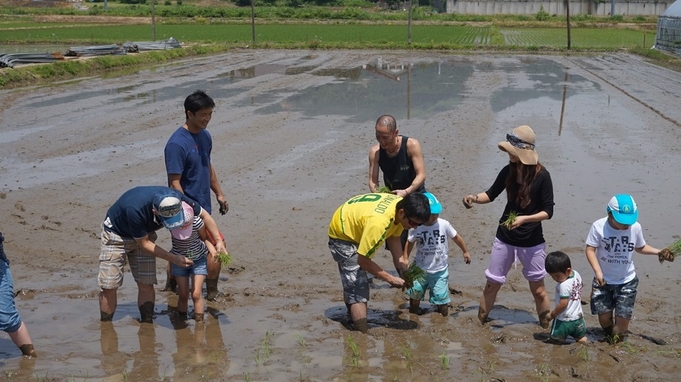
[15,202,25,212]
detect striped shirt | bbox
[170,217,207,260]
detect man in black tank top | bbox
[369,114,426,196]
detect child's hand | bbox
[594,272,606,286]
[463,252,471,264]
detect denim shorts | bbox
[0,260,23,333]
[590,276,638,319]
[406,268,451,305]
[485,237,547,284]
[171,255,207,278]
[329,238,370,305]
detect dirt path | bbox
[0,50,680,380]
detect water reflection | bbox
[489,58,598,113]
[253,58,474,123]
[169,308,230,381]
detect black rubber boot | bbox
[163,277,177,293]
[205,278,221,301]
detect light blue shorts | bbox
[406,268,451,305]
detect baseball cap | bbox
[423,192,442,215]
[171,202,195,240]
[607,194,638,225]
[498,125,539,165]
[153,193,186,230]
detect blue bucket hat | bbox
[606,194,638,226]
[423,192,442,215]
[153,193,186,230]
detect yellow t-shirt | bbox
[328,193,404,259]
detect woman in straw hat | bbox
[462,125,554,328]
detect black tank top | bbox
[378,136,426,193]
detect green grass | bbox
[0,22,655,49]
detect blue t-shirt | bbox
[164,127,213,213]
[103,186,202,239]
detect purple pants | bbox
[484,237,547,284]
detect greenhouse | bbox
[655,0,681,55]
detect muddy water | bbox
[1,50,680,381]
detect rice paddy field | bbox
[0,21,656,49]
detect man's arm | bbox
[209,163,229,215]
[368,144,381,193]
[356,253,404,288]
[198,209,227,254]
[135,235,192,267]
[168,174,184,193]
[386,235,408,275]
[398,137,426,196]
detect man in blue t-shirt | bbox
[164,90,229,300]
[98,186,226,323]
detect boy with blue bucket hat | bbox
[585,194,662,343]
[404,192,472,317]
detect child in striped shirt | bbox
[170,202,216,323]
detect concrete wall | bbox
[445,0,672,15]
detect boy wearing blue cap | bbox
[404,192,471,316]
[585,194,661,342]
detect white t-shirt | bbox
[585,217,646,285]
[554,270,584,321]
[407,218,457,273]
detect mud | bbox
[1,50,681,380]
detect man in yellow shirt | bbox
[328,192,430,333]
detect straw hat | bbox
[497,125,539,165]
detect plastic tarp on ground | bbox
[655,0,681,55]
[0,38,182,68]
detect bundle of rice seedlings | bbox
[217,251,232,267]
[402,262,427,289]
[501,211,518,230]
[375,186,392,193]
[658,239,681,263]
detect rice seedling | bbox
[375,186,392,193]
[216,251,232,267]
[439,352,450,370]
[536,362,550,376]
[501,210,518,229]
[255,330,273,365]
[658,238,680,263]
[296,334,306,347]
[401,262,427,289]
[576,345,589,361]
[345,335,361,367]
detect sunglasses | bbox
[506,133,535,150]
[407,217,424,227]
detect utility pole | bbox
[565,0,571,49]
[610,0,615,17]
[251,0,256,44]
[407,0,412,45]
[151,0,156,41]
